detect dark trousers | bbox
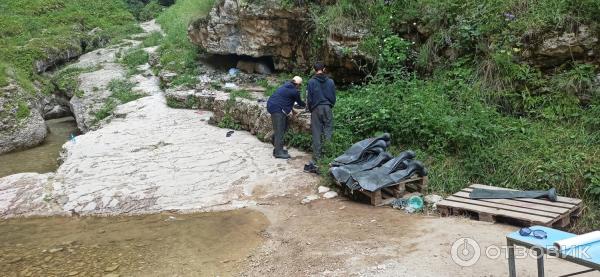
[271,112,288,154]
[311,105,333,161]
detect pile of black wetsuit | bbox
[330,133,427,192]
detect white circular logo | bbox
[451,237,481,267]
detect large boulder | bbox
[0,83,48,154]
[188,0,373,81]
[188,0,310,72]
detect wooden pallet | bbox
[437,184,583,227]
[335,175,428,206]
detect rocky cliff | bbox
[188,0,373,83]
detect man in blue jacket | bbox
[267,76,306,159]
[305,62,336,173]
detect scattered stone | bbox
[44,256,52,262]
[301,194,319,204]
[103,274,120,277]
[323,191,338,199]
[424,194,443,205]
[317,186,330,193]
[105,264,120,272]
[67,271,79,276]
[338,206,346,210]
[48,247,64,253]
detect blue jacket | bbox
[306,74,336,112]
[267,81,306,114]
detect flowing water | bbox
[0,117,78,178]
[0,209,268,277]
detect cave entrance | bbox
[201,54,275,74]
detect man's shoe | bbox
[274,152,291,159]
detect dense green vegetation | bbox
[155,0,215,87]
[292,0,600,231]
[0,0,140,92]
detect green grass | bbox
[142,32,164,47]
[15,101,31,120]
[51,66,98,96]
[155,0,215,88]
[94,79,144,122]
[0,0,140,92]
[285,68,599,232]
[121,48,149,74]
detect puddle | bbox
[0,209,268,276]
[0,117,78,178]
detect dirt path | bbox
[242,196,596,276]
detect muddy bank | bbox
[0,209,268,277]
[0,117,78,178]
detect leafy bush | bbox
[218,114,241,130]
[139,0,165,21]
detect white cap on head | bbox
[292,76,302,85]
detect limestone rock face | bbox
[525,25,599,67]
[0,83,48,154]
[188,0,373,81]
[33,28,109,73]
[188,0,310,72]
[67,41,139,133]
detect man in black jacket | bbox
[267,76,306,159]
[305,62,336,172]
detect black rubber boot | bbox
[274,151,291,159]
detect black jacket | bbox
[267,81,306,114]
[307,74,336,112]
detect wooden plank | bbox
[453,191,569,214]
[463,188,575,209]
[470,184,582,205]
[437,200,554,224]
[445,196,559,218]
[370,190,382,206]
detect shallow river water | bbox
[0,209,268,277]
[0,117,78,178]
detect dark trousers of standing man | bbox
[311,105,333,162]
[271,112,288,155]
